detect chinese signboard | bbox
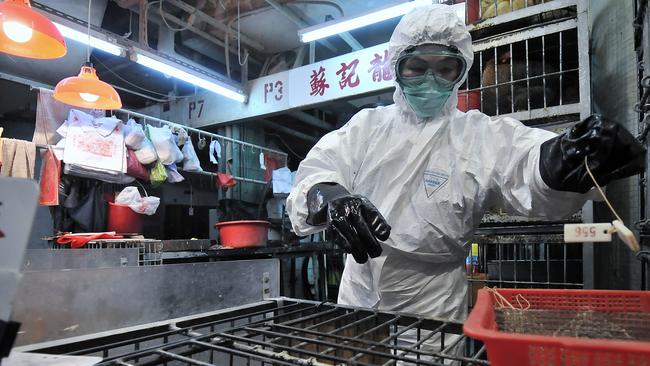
[171,43,394,128]
[290,43,393,107]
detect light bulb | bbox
[79,92,100,102]
[2,21,33,43]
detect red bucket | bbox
[107,201,144,234]
[215,220,270,248]
[457,90,481,112]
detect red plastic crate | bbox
[464,288,650,366]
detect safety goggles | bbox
[395,46,467,89]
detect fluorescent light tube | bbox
[54,22,123,56]
[299,0,431,43]
[135,53,247,103]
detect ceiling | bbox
[0,0,432,158]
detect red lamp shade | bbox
[0,0,66,59]
[54,64,122,110]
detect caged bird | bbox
[480,49,559,116]
[480,0,542,19]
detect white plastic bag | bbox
[134,135,157,164]
[115,186,160,215]
[124,119,146,150]
[172,134,184,163]
[165,163,185,183]
[148,125,183,165]
[181,138,202,172]
[272,167,293,194]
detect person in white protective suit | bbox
[287,3,644,361]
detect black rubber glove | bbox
[539,114,646,193]
[306,183,391,263]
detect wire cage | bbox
[468,230,584,308]
[466,0,561,23]
[461,0,592,292]
[460,18,587,126]
[51,239,164,266]
[26,299,489,366]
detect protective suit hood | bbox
[389,4,474,119]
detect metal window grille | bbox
[28,299,489,366]
[469,228,583,307]
[51,239,163,266]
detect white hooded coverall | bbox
[287,4,590,325]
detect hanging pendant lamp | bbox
[0,0,66,59]
[54,62,122,109]
[53,0,121,110]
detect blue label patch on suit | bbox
[423,170,449,198]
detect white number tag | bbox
[564,223,612,242]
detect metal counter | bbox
[11,259,280,346]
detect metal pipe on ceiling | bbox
[155,9,262,66]
[163,0,265,52]
[287,111,334,130]
[258,119,319,142]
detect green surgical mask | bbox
[399,72,455,119]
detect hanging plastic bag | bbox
[126,149,150,181]
[173,127,189,146]
[165,163,185,183]
[209,140,221,165]
[38,147,61,206]
[150,159,167,187]
[181,138,203,172]
[215,172,237,190]
[135,125,158,164]
[124,119,146,150]
[172,134,184,163]
[148,125,183,165]
[115,186,160,215]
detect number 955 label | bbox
[564,223,612,243]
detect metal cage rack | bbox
[23,299,489,366]
[461,1,592,286]
[50,239,164,266]
[469,226,584,307]
[461,0,590,129]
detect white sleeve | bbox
[488,117,597,220]
[287,112,369,236]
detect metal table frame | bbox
[18,298,488,366]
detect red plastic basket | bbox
[464,288,650,366]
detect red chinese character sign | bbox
[369,50,393,82]
[290,44,393,106]
[336,59,360,89]
[309,66,330,96]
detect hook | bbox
[642,75,650,89]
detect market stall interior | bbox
[1,0,650,365]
